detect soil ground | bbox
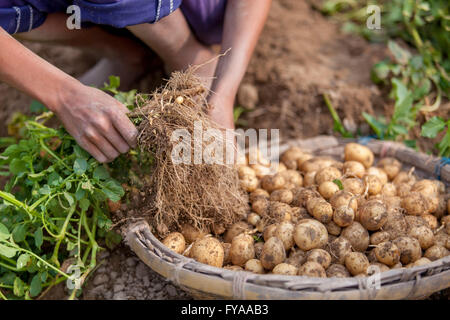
[0,0,447,300]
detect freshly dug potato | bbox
[293,219,328,250]
[224,265,243,271]
[384,196,402,210]
[330,191,358,212]
[230,234,255,266]
[279,170,303,188]
[433,196,447,219]
[290,206,310,223]
[366,263,390,275]
[162,232,186,254]
[422,214,438,230]
[411,180,438,198]
[374,241,400,267]
[306,249,331,269]
[251,198,269,216]
[345,252,370,276]
[424,245,449,261]
[298,261,326,278]
[434,231,450,250]
[411,257,432,267]
[249,189,270,202]
[254,242,264,259]
[292,188,321,207]
[274,222,295,250]
[263,223,278,241]
[409,225,434,249]
[396,183,412,198]
[341,222,370,252]
[250,163,272,178]
[325,221,341,236]
[442,216,450,235]
[344,143,374,168]
[363,175,382,195]
[269,201,292,222]
[370,231,390,245]
[191,237,224,267]
[377,157,402,180]
[318,181,340,199]
[238,166,256,179]
[261,174,286,192]
[329,237,352,264]
[270,189,293,204]
[342,161,366,178]
[281,147,304,166]
[244,259,265,274]
[315,167,342,185]
[405,215,426,231]
[366,167,388,185]
[222,242,231,265]
[180,224,207,244]
[285,250,306,268]
[224,221,251,243]
[381,183,397,197]
[393,171,416,186]
[260,237,286,270]
[272,263,298,275]
[247,213,261,226]
[342,178,365,195]
[303,171,317,187]
[393,237,422,264]
[301,157,337,173]
[296,153,314,168]
[240,175,259,192]
[307,198,333,223]
[402,192,429,216]
[358,200,388,231]
[326,264,351,278]
[433,180,445,194]
[333,205,355,227]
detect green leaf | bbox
[93,166,110,181]
[13,277,25,297]
[9,159,27,175]
[388,40,411,65]
[73,158,88,175]
[29,274,42,297]
[16,253,31,269]
[101,180,124,202]
[63,192,74,207]
[437,128,450,157]
[79,198,90,212]
[48,172,63,187]
[34,228,43,249]
[421,116,445,138]
[38,185,51,195]
[73,145,90,160]
[371,61,391,83]
[105,231,122,250]
[362,112,387,138]
[12,224,27,242]
[0,243,17,258]
[0,222,11,241]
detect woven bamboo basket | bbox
[125,136,450,300]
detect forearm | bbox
[0,27,79,112]
[211,0,272,97]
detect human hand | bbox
[207,92,235,130]
[51,83,138,163]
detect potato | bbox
[433,196,447,219]
[326,264,351,278]
[224,265,243,271]
[391,262,403,269]
[342,161,366,178]
[279,170,303,188]
[377,157,402,180]
[190,237,224,267]
[393,236,422,264]
[315,167,342,185]
[274,221,295,250]
[303,171,317,187]
[358,200,388,231]
[250,163,272,178]
[345,252,370,276]
[344,143,374,168]
[374,241,400,267]
[405,215,426,231]
[285,250,306,268]
[247,213,261,226]
[342,178,365,195]
[384,196,402,210]
[263,223,278,241]
[230,234,255,266]
[434,180,445,194]
[270,189,293,204]
[180,224,207,244]
[383,208,408,240]
[330,191,358,212]
[306,249,331,269]
[290,206,310,224]
[318,181,340,199]
[325,221,341,236]
[370,231,390,245]
[381,183,397,197]
[341,222,369,252]
[251,198,269,216]
[396,183,412,197]
[260,237,286,270]
[224,221,251,243]
[307,198,333,223]
[301,157,337,173]
[292,188,321,207]
[422,214,438,230]
[393,171,416,186]
[409,225,434,250]
[424,245,449,261]
[247,147,270,167]
[296,153,314,168]
[333,205,355,227]
[298,261,326,278]
[434,231,450,250]
[281,147,304,166]
[272,263,298,275]
[261,174,286,192]
[402,192,429,216]
[222,242,231,265]
[442,216,450,235]
[366,167,388,185]
[366,263,390,275]
[244,259,265,274]
[293,219,328,250]
[269,201,292,222]
[254,241,264,259]
[162,232,186,254]
[240,175,259,192]
[411,257,432,267]
[249,189,270,202]
[328,237,352,264]
[411,180,438,198]
[363,175,382,195]
[238,166,256,179]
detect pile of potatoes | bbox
[161,143,450,278]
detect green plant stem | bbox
[0,261,19,272]
[0,289,7,300]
